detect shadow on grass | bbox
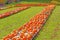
[21,0,52,3]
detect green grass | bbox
[0,7,44,39]
[51,1,60,5]
[20,1,40,4]
[34,6,60,40]
[15,0,51,4]
[0,7,20,14]
[21,0,52,3]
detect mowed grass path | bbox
[0,7,44,39]
[34,6,60,40]
[0,7,20,14]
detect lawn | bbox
[0,6,44,39]
[20,0,51,3]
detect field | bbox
[0,0,60,40]
[0,6,45,39]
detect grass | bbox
[0,6,44,39]
[20,1,40,4]
[21,0,52,3]
[34,6,60,40]
[51,1,60,5]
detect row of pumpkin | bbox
[0,3,47,10]
[15,3,55,7]
[3,5,55,40]
[15,4,49,7]
[0,6,30,18]
[0,3,51,10]
[0,3,55,10]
